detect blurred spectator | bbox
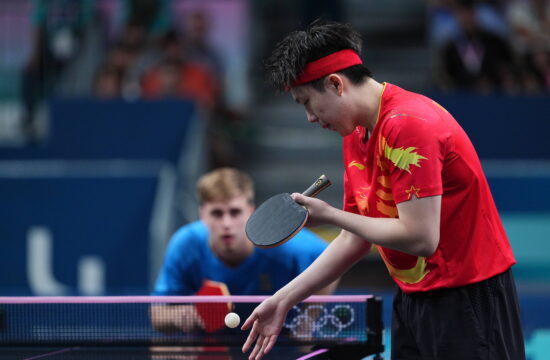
[140,30,219,107]
[183,10,223,79]
[96,0,171,45]
[93,0,172,100]
[93,65,123,99]
[141,58,218,104]
[21,0,94,142]
[438,0,519,93]
[180,9,249,168]
[94,2,246,168]
[506,0,550,93]
[92,36,140,100]
[125,0,170,37]
[104,39,139,75]
[137,27,242,168]
[428,0,510,47]
[475,0,510,37]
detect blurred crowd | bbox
[18,0,550,147]
[429,0,550,95]
[21,0,245,166]
[93,3,221,107]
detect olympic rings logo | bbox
[283,304,355,338]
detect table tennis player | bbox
[150,167,337,334]
[241,21,525,360]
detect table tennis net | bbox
[0,296,383,347]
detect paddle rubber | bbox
[245,175,331,248]
[195,280,231,333]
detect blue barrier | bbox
[0,163,169,296]
[429,93,550,159]
[0,98,201,296]
[0,98,197,163]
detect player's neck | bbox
[211,240,254,268]
[356,79,384,132]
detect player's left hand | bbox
[241,296,290,360]
[291,193,333,227]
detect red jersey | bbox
[343,83,515,293]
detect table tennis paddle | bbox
[245,174,332,248]
[195,280,232,333]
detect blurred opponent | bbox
[150,167,336,333]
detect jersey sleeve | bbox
[152,227,201,295]
[381,114,447,204]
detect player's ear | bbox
[326,74,344,95]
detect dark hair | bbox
[264,20,373,92]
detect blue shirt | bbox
[153,221,328,295]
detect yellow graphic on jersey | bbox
[376,201,398,218]
[348,160,366,170]
[346,161,370,213]
[376,175,397,218]
[376,154,389,172]
[382,137,428,173]
[356,187,371,213]
[377,175,391,189]
[378,249,430,284]
[376,189,393,201]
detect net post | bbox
[366,296,384,356]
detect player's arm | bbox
[249,193,441,329]
[279,229,371,300]
[294,193,441,257]
[242,230,370,358]
[150,304,204,334]
[149,227,208,333]
[149,271,205,333]
[307,234,340,295]
[315,279,338,295]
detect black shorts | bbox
[391,268,525,360]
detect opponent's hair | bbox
[197,167,254,205]
[265,20,373,92]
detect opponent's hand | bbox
[291,193,333,227]
[241,296,290,360]
[173,305,205,332]
[150,304,204,333]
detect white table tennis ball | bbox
[224,312,240,328]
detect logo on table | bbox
[284,304,355,339]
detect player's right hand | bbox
[291,193,333,227]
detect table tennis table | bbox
[0,295,384,360]
[2,345,310,359]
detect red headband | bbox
[290,49,362,89]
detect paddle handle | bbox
[302,174,332,198]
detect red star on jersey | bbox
[405,185,421,200]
